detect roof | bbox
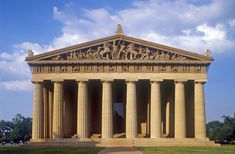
[25,25,213,65]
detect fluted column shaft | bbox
[48,85,53,138]
[194,82,206,139]
[102,81,113,138]
[126,81,137,139]
[32,82,44,139]
[174,81,186,138]
[150,81,162,138]
[77,81,88,138]
[43,84,48,138]
[52,81,63,138]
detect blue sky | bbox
[0,0,235,122]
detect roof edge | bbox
[25,34,213,62]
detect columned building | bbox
[26,25,217,146]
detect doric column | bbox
[174,81,186,138]
[76,81,88,138]
[48,84,53,139]
[102,80,113,139]
[43,84,48,138]
[52,81,63,138]
[194,81,206,139]
[126,81,137,139]
[32,82,44,139]
[150,80,162,138]
[165,101,170,136]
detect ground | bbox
[0,145,235,154]
[138,145,235,154]
[0,146,103,154]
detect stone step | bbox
[90,134,101,139]
[113,133,126,138]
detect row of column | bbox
[32,80,206,140]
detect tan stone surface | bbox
[52,81,63,138]
[48,87,53,138]
[32,72,207,82]
[27,25,215,146]
[77,81,88,138]
[194,82,206,139]
[102,81,113,139]
[32,82,44,139]
[43,84,48,138]
[174,81,186,138]
[126,81,137,139]
[150,81,161,138]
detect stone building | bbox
[25,25,217,146]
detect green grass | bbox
[0,146,103,154]
[138,145,235,154]
[1,145,235,154]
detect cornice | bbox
[27,60,211,65]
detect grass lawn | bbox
[1,145,235,154]
[0,146,103,154]
[138,145,235,154]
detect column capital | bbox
[125,79,138,83]
[76,79,88,82]
[150,79,163,83]
[32,80,43,83]
[174,79,187,84]
[101,79,113,83]
[51,79,64,83]
[150,79,163,82]
[194,80,207,84]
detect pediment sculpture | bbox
[51,40,190,61]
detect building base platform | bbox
[24,138,219,147]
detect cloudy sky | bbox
[0,0,235,121]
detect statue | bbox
[165,53,170,60]
[100,43,112,59]
[77,50,85,60]
[171,54,177,60]
[27,49,34,57]
[159,52,166,60]
[117,42,126,60]
[126,43,138,60]
[112,41,119,60]
[67,51,78,60]
[141,47,151,60]
[204,49,211,57]
[52,55,63,60]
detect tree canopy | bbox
[207,113,235,142]
[0,114,32,143]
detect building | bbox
[25,25,217,146]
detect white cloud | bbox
[0,80,32,91]
[46,0,235,53]
[140,23,235,53]
[197,24,226,41]
[1,0,235,91]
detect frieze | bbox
[32,65,206,74]
[48,40,192,61]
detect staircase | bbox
[90,134,101,139]
[113,133,126,138]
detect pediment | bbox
[26,35,212,64]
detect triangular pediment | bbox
[25,35,212,64]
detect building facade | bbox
[25,25,217,146]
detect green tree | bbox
[207,114,235,142]
[0,120,14,142]
[10,114,32,142]
[0,114,32,143]
[207,120,223,141]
